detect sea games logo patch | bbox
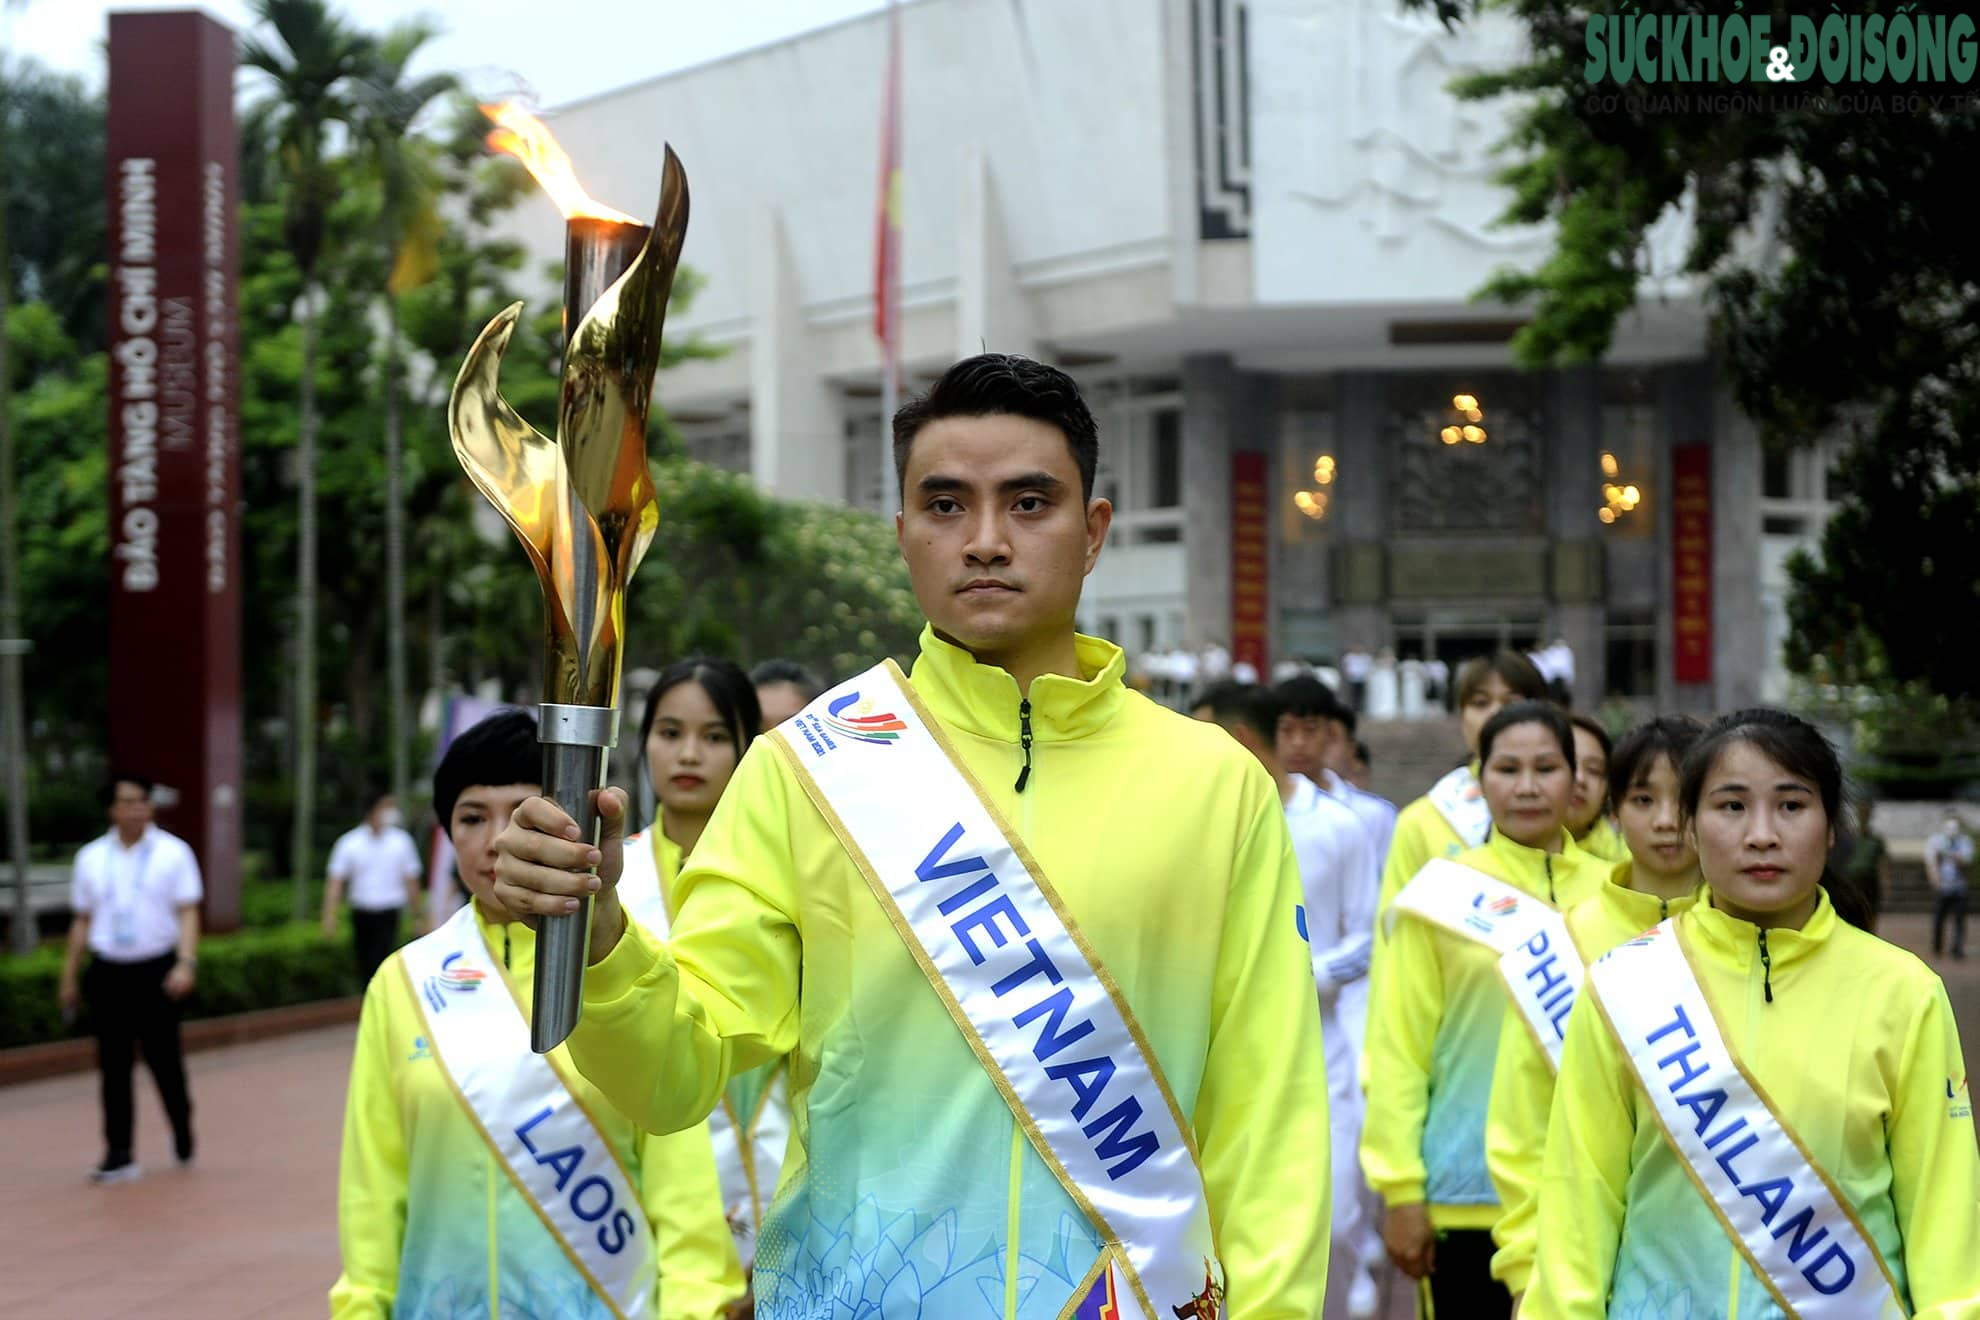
[823,692,906,744]
[793,689,908,758]
[420,950,488,1012]
[1951,1073,1972,1121]
[1464,891,1521,936]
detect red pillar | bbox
[105,12,243,930]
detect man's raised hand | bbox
[492,787,631,965]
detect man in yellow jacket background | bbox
[494,354,1333,1319]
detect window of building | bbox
[1277,408,1334,545]
[841,408,889,514]
[1148,410,1182,510]
[1604,613,1657,699]
[1098,389,1186,547]
[1762,446,1792,499]
[1596,403,1655,540]
[680,422,751,476]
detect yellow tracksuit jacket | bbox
[330,905,745,1318]
[1361,767,1478,1090]
[1360,828,1607,1229]
[1573,818,1629,867]
[1484,863,1698,1294]
[1527,891,1980,1319]
[568,628,1333,1319]
[620,821,789,1267]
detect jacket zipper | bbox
[1006,701,1038,1315]
[1014,699,1034,792]
[1757,928,1774,1003]
[1544,854,1556,904]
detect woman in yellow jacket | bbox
[1484,714,1705,1302]
[331,710,746,1319]
[1528,708,1980,1318]
[1363,652,1551,1095]
[1362,700,1609,1318]
[1376,651,1551,926]
[1566,713,1628,866]
[616,658,791,1311]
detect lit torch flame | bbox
[482,101,638,224]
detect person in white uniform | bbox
[322,792,425,985]
[1273,674,1396,1043]
[58,773,203,1183]
[1272,673,1392,1317]
[1194,681,1379,1319]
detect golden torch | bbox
[451,104,688,1051]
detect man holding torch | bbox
[494,355,1331,1319]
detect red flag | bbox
[873,0,903,391]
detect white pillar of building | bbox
[956,146,1035,361]
[748,205,843,502]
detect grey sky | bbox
[4,0,891,108]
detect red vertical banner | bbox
[106,12,243,928]
[1671,444,1712,686]
[872,0,903,392]
[1231,452,1269,676]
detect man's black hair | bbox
[1273,675,1347,723]
[1191,681,1278,744]
[101,773,153,809]
[432,709,540,840]
[891,353,1099,501]
[750,658,825,702]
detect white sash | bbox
[772,661,1225,1320]
[1427,764,1492,849]
[401,907,655,1318]
[1389,858,1582,1070]
[620,836,788,1270]
[1590,921,1906,1318]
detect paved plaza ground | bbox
[1,913,1974,1319]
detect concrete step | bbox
[1361,716,1467,807]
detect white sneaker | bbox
[88,1160,143,1185]
[1346,1269,1380,1320]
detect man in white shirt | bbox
[1194,681,1380,1319]
[1274,677,1398,874]
[1271,674,1394,1316]
[321,793,424,984]
[58,774,203,1183]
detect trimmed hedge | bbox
[0,923,361,1051]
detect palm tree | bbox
[353,21,456,821]
[240,0,373,919]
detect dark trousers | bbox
[351,906,403,985]
[1934,889,1968,956]
[1418,1228,1511,1320]
[84,952,193,1164]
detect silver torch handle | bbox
[532,702,619,1053]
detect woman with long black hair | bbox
[616,658,790,1308]
[1529,708,1980,1317]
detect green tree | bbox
[240,0,374,915]
[352,20,457,811]
[1405,0,1980,701]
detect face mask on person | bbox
[380,807,403,830]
